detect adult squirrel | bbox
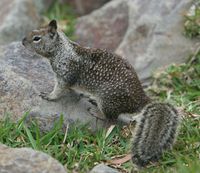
[22,20,180,167]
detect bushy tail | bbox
[132,102,180,167]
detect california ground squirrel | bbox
[22,20,181,166]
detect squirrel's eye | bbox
[33,36,41,42]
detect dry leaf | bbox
[121,125,133,138]
[105,125,115,139]
[108,154,132,165]
[189,113,200,118]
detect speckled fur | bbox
[22,20,181,166]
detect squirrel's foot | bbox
[39,92,58,101]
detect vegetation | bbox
[0,1,200,173]
[45,0,76,39]
[144,51,200,173]
[184,1,200,38]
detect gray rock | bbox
[90,164,119,173]
[0,0,47,45]
[75,0,129,51]
[59,0,111,16]
[0,144,67,173]
[35,0,54,12]
[75,0,199,84]
[116,0,199,85]
[0,42,106,132]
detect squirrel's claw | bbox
[39,92,55,101]
[39,92,49,99]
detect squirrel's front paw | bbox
[39,92,56,101]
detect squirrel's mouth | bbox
[22,37,27,46]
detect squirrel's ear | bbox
[48,19,57,35]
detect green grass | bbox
[143,51,200,173]
[148,51,200,114]
[0,114,131,172]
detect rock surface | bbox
[90,164,120,173]
[0,0,46,45]
[75,0,129,51]
[75,0,199,84]
[59,0,111,16]
[0,42,105,131]
[0,144,67,173]
[0,0,39,44]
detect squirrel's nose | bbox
[22,37,27,46]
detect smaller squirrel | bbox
[22,20,181,167]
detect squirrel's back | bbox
[72,43,150,119]
[132,102,180,167]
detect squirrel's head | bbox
[22,20,58,57]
